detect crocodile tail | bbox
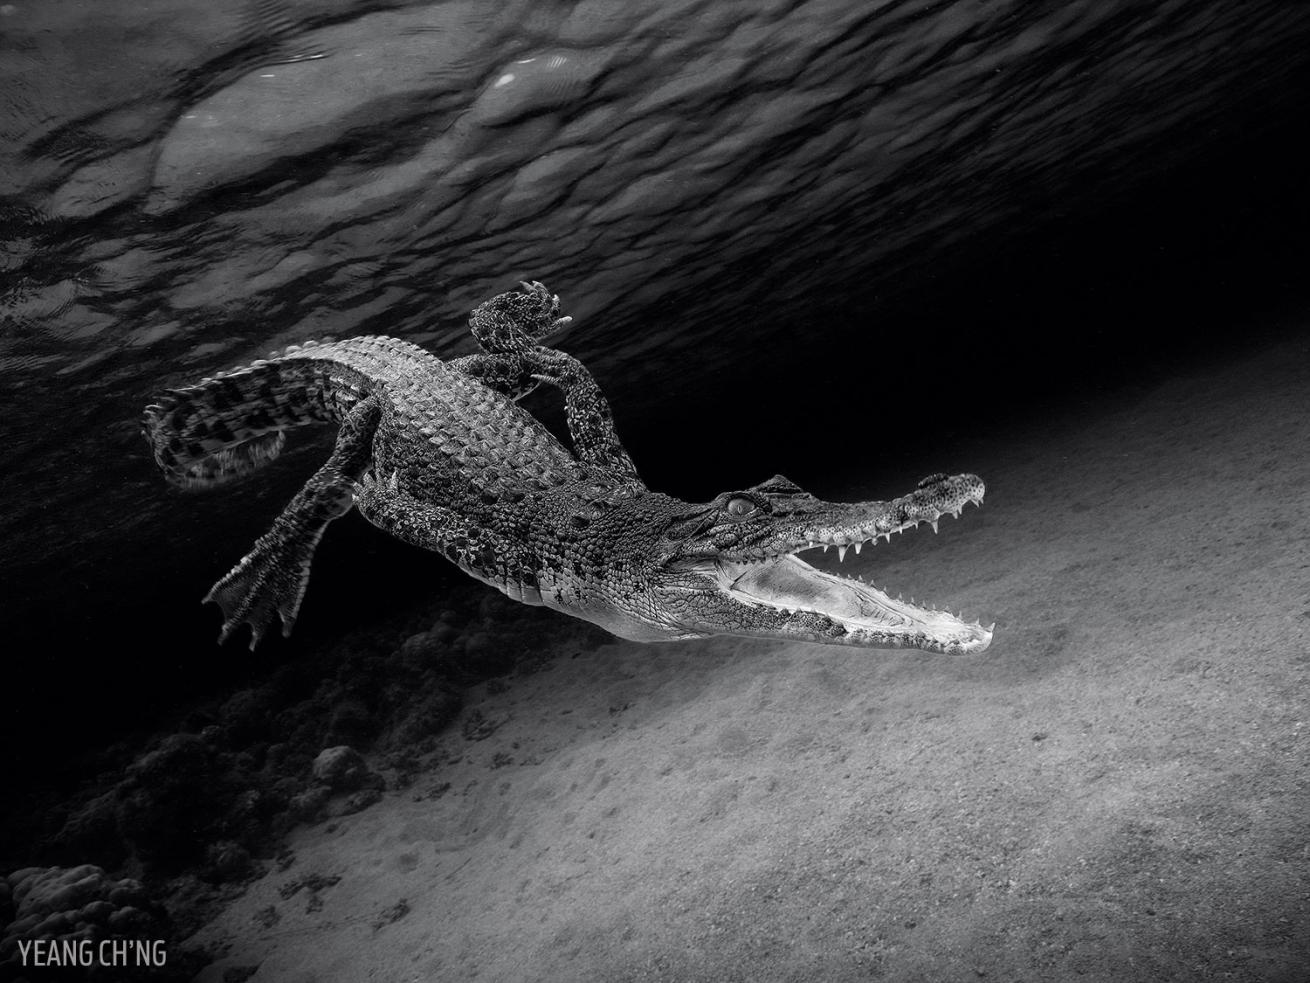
[142,356,339,489]
[147,425,288,489]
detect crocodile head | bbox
[583,472,992,654]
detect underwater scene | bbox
[2,0,1309,980]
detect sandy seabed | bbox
[191,330,1310,983]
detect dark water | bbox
[2,0,1310,774]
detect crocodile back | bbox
[364,343,586,500]
[143,335,580,491]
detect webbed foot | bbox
[205,513,335,648]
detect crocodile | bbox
[143,282,992,654]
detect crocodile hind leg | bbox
[206,397,381,648]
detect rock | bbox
[106,879,147,908]
[78,729,289,870]
[289,787,333,822]
[326,697,374,744]
[203,841,253,883]
[77,899,115,924]
[54,790,127,868]
[461,631,494,664]
[311,746,370,791]
[218,688,277,746]
[115,734,230,866]
[106,905,153,934]
[386,687,462,750]
[398,630,445,667]
[11,863,106,912]
[431,622,459,646]
[335,787,384,817]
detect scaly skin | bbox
[143,283,992,654]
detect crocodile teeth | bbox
[853,542,862,554]
[837,545,847,562]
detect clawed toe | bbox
[204,556,295,650]
[473,281,573,353]
[518,280,557,314]
[517,280,568,327]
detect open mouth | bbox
[705,482,992,654]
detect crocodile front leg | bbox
[449,280,575,400]
[457,281,640,484]
[526,347,640,485]
[468,280,572,354]
[353,473,544,605]
[206,397,381,648]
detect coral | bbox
[7,580,583,962]
[0,864,198,981]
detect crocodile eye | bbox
[726,497,756,517]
